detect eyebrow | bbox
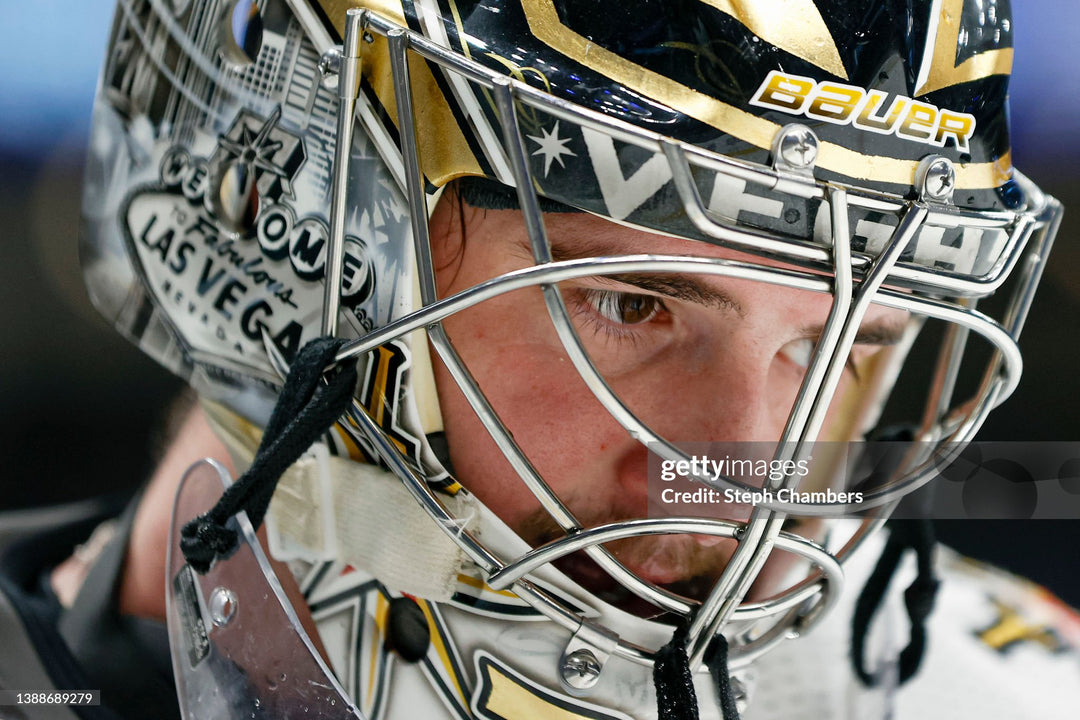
[543,236,907,346]
[546,238,746,315]
[801,319,908,346]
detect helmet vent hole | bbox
[211,159,260,235]
[221,0,264,66]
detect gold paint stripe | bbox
[456,573,521,598]
[318,0,484,184]
[417,601,469,704]
[447,0,473,60]
[365,346,409,454]
[368,593,389,700]
[977,602,1058,652]
[482,662,600,720]
[371,346,391,427]
[701,0,847,79]
[520,0,1008,189]
[333,424,365,461]
[916,0,1013,95]
[980,615,1028,649]
[366,636,379,701]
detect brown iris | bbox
[588,289,663,325]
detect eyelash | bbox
[574,289,874,380]
[573,288,669,338]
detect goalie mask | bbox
[80,0,1061,718]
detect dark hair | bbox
[455,176,582,214]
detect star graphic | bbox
[526,121,576,177]
[218,106,289,180]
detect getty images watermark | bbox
[646,442,1080,519]
[656,454,865,506]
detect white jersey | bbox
[747,542,1080,719]
[294,532,1080,720]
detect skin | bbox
[427,193,906,601]
[51,402,232,616]
[53,192,906,618]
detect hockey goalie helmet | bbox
[81,0,1060,706]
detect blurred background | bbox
[1,1,1078,604]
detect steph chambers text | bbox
[660,487,864,505]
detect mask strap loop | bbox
[653,624,742,720]
[180,337,357,574]
[705,633,743,720]
[653,623,701,720]
[851,518,940,686]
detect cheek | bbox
[433,298,625,529]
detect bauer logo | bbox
[750,70,977,152]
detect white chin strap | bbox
[200,399,475,602]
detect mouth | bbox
[514,502,795,619]
[550,536,734,619]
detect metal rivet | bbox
[775,124,819,170]
[220,0,264,66]
[209,586,238,627]
[210,159,259,234]
[318,46,342,90]
[560,648,602,692]
[917,156,956,202]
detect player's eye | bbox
[585,289,664,326]
[779,338,815,369]
[778,337,866,380]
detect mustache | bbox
[508,498,819,615]
[514,502,738,605]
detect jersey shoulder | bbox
[900,545,1080,717]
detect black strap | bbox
[704,634,742,720]
[180,337,357,574]
[653,624,742,720]
[851,519,940,686]
[653,623,700,720]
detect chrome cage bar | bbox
[318,8,1062,671]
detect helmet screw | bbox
[209,586,238,627]
[917,156,956,202]
[775,124,819,170]
[560,648,602,692]
[318,46,343,90]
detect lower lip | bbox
[625,564,685,586]
[555,552,688,589]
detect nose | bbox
[609,333,795,511]
[618,333,792,446]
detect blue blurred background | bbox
[1,1,1078,604]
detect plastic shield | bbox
[166,458,363,719]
